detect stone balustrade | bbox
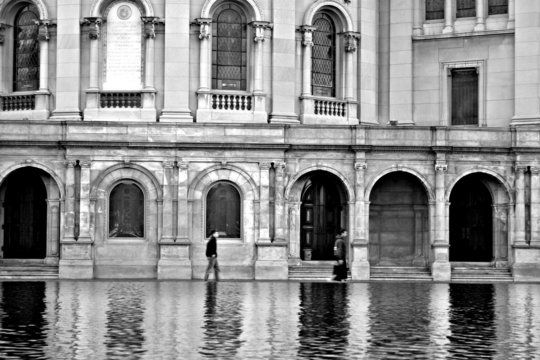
[314,98,347,117]
[211,92,253,111]
[99,92,142,109]
[1,94,36,111]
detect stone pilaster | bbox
[258,162,271,241]
[78,161,92,242]
[514,166,527,246]
[344,32,359,102]
[474,0,486,32]
[45,198,61,264]
[161,161,175,241]
[442,0,454,34]
[530,167,540,245]
[432,163,451,281]
[359,0,379,124]
[274,162,286,241]
[63,161,76,241]
[82,17,101,115]
[300,26,315,97]
[351,161,369,280]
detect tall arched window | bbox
[109,182,144,238]
[13,4,39,92]
[212,4,247,91]
[312,13,336,98]
[206,182,241,238]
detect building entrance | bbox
[300,173,343,261]
[449,177,493,262]
[1,168,47,259]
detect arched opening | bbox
[109,182,144,238]
[206,181,241,238]
[369,172,429,266]
[13,4,40,92]
[449,174,501,262]
[0,167,48,259]
[299,171,347,261]
[312,12,336,97]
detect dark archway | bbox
[449,175,493,262]
[300,171,346,261]
[2,168,47,259]
[369,172,429,266]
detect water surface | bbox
[0,281,539,359]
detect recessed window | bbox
[212,4,247,91]
[206,182,241,238]
[488,0,508,15]
[311,13,336,97]
[425,0,444,20]
[109,183,144,238]
[456,0,476,18]
[13,5,39,92]
[451,68,478,125]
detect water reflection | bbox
[0,281,538,359]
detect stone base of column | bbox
[269,112,299,124]
[159,109,194,122]
[510,115,540,126]
[50,110,82,121]
[157,259,193,279]
[59,260,94,279]
[512,245,540,281]
[350,243,370,280]
[255,242,288,280]
[431,260,451,281]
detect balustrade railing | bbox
[1,94,36,111]
[211,93,252,111]
[100,92,142,108]
[314,99,347,117]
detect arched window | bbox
[212,4,247,91]
[206,182,241,238]
[109,182,144,238]
[13,4,39,92]
[312,13,336,98]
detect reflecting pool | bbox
[0,281,539,359]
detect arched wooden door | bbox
[450,178,493,262]
[300,174,342,260]
[3,169,47,259]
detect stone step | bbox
[0,266,59,279]
[451,267,513,282]
[288,265,350,281]
[370,267,432,281]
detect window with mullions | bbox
[456,0,476,18]
[312,13,336,98]
[212,5,247,91]
[425,0,444,20]
[109,183,144,238]
[206,182,241,238]
[451,68,478,125]
[13,5,39,92]
[488,0,508,15]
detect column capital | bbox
[79,160,92,168]
[0,23,9,45]
[259,162,272,170]
[195,18,212,40]
[142,16,163,39]
[514,165,528,173]
[163,161,175,169]
[299,25,316,47]
[530,167,540,174]
[64,160,76,168]
[35,19,53,42]
[250,21,272,43]
[343,31,360,53]
[435,164,448,172]
[82,17,102,40]
[354,162,367,171]
[178,161,189,170]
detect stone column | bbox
[300,26,315,97]
[274,162,286,241]
[507,0,515,28]
[160,0,193,122]
[258,162,271,241]
[474,0,486,31]
[432,163,451,281]
[141,17,159,120]
[514,166,527,246]
[442,0,454,34]
[269,0,297,123]
[196,18,211,92]
[251,22,269,94]
[63,161,76,241]
[530,167,540,245]
[82,17,101,118]
[287,201,302,260]
[359,0,379,125]
[51,0,81,120]
[37,21,51,91]
[413,0,424,36]
[46,199,61,264]
[78,161,92,242]
[0,24,6,88]
[161,162,175,242]
[344,32,359,101]
[351,161,369,280]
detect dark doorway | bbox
[300,172,344,260]
[369,172,429,266]
[450,177,493,262]
[2,168,47,259]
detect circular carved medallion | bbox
[117,5,132,20]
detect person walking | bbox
[332,229,348,281]
[204,230,220,281]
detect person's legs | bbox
[204,257,214,281]
[213,259,220,281]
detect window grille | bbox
[451,68,478,125]
[425,0,445,20]
[212,6,247,91]
[311,13,336,98]
[206,182,241,238]
[109,183,144,238]
[13,5,39,92]
[456,0,476,18]
[488,0,508,15]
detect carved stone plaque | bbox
[103,2,142,90]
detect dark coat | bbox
[334,236,346,261]
[206,236,217,257]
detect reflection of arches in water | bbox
[104,283,146,358]
[199,283,244,358]
[448,284,496,358]
[297,283,350,358]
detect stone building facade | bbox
[0,0,539,281]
